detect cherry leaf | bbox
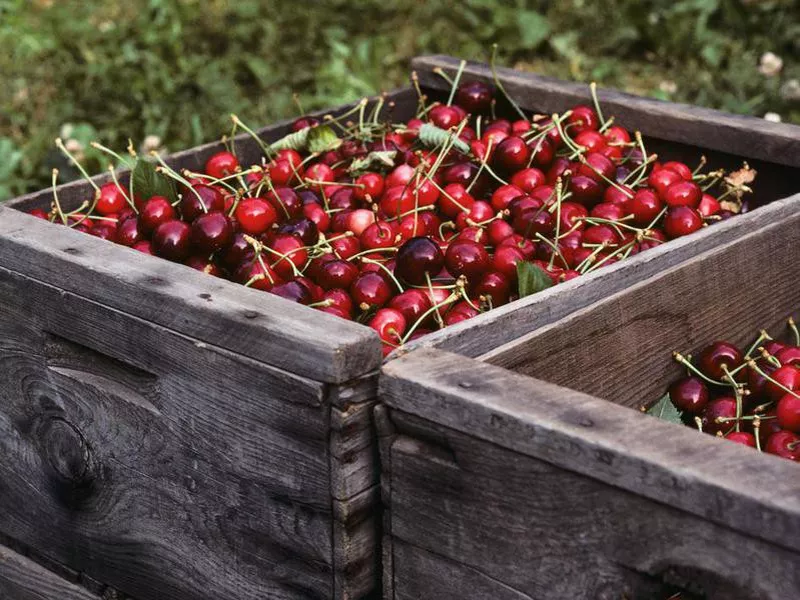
[517,261,553,298]
[131,158,176,204]
[646,394,684,425]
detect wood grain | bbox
[380,349,800,554]
[482,208,800,408]
[385,413,800,599]
[0,544,103,600]
[413,55,800,167]
[0,265,339,600]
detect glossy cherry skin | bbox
[566,105,599,134]
[663,181,701,209]
[115,218,143,247]
[269,234,308,279]
[492,137,531,173]
[725,431,756,448]
[765,430,800,460]
[205,151,239,179]
[668,377,709,414]
[766,365,800,402]
[96,182,128,216]
[444,301,480,326]
[395,237,445,286]
[276,217,319,246]
[181,185,224,222]
[388,289,432,325]
[474,271,511,307]
[350,272,393,309]
[139,196,176,234]
[189,211,233,254]
[235,259,281,291]
[776,393,800,433]
[445,239,490,282]
[455,80,493,114]
[663,206,703,239]
[369,308,407,345]
[775,346,800,366]
[235,198,278,235]
[628,189,663,227]
[697,341,744,381]
[318,259,360,290]
[648,168,682,198]
[568,175,604,208]
[697,194,721,217]
[151,220,192,262]
[700,397,738,434]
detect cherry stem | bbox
[107,165,138,213]
[744,329,772,359]
[789,317,800,346]
[490,43,526,121]
[152,153,208,211]
[50,169,67,225]
[758,347,782,369]
[400,291,458,344]
[721,365,744,432]
[231,114,273,158]
[55,138,101,193]
[446,61,467,107]
[577,155,634,198]
[589,82,607,126]
[672,352,728,386]
[360,257,405,294]
[749,359,800,399]
[91,141,134,169]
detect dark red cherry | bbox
[318,259,360,290]
[766,365,800,402]
[664,181,702,209]
[492,137,531,173]
[668,377,709,414]
[474,271,511,307]
[350,272,393,309]
[152,220,192,262]
[663,206,703,239]
[445,239,490,283]
[765,430,800,461]
[568,175,604,208]
[276,217,319,246]
[388,289,432,325]
[455,80,494,114]
[191,211,233,254]
[628,189,663,227]
[700,397,738,435]
[181,185,224,222]
[116,217,143,247]
[139,195,176,234]
[395,237,445,286]
[725,431,756,448]
[697,341,744,381]
[428,105,462,130]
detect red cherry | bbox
[663,181,701,209]
[235,259,281,291]
[388,289,432,325]
[330,235,361,260]
[663,206,703,239]
[776,393,800,433]
[492,245,526,279]
[573,130,606,153]
[661,161,693,181]
[668,377,709,414]
[220,233,255,271]
[361,221,397,251]
[697,194,721,217]
[353,172,385,203]
[151,220,192,262]
[648,168,682,198]
[444,301,480,326]
[96,183,129,216]
[351,272,393,309]
[139,196,176,234]
[291,116,320,131]
[428,105,462,129]
[181,185,225,222]
[567,105,599,134]
[455,80,493,114]
[568,175,604,208]
[775,346,800,366]
[492,136,531,173]
[603,125,631,145]
[474,271,511,307]
[628,189,663,227]
[510,168,545,193]
[186,256,224,277]
[235,198,278,235]
[115,217,143,247]
[697,341,744,381]
[766,365,800,402]
[528,137,554,168]
[132,240,152,255]
[765,430,800,461]
[590,203,625,222]
[269,234,308,279]
[369,308,407,345]
[205,151,239,179]
[445,239,490,283]
[191,211,233,254]
[725,432,756,448]
[578,153,614,183]
[700,397,737,435]
[490,184,524,212]
[395,237,445,286]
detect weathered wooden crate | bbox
[1,54,800,600]
[379,207,800,599]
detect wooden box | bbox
[1,54,799,600]
[379,204,800,599]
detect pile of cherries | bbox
[667,321,800,461]
[32,74,752,354]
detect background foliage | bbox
[1,0,798,200]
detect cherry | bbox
[660,161,693,181]
[578,152,615,183]
[353,172,385,203]
[369,308,407,346]
[474,271,511,307]
[648,168,682,198]
[318,259,359,290]
[181,185,224,222]
[725,431,756,448]
[303,203,331,233]
[292,116,320,131]
[445,239,490,283]
[766,365,800,402]
[330,235,361,260]
[603,125,631,145]
[568,175,604,208]
[455,81,493,114]
[492,137,531,173]
[269,234,308,279]
[205,151,239,179]
[775,346,800,366]
[566,105,599,134]
[663,181,701,209]
[765,430,800,461]
[528,137,554,168]
[628,189,663,227]
[668,377,709,414]
[559,202,589,231]
[151,220,192,262]
[490,184,524,211]
[186,256,224,277]
[697,341,744,381]
[132,240,153,255]
[276,217,319,246]
[267,186,303,219]
[395,236,445,286]
[492,244,526,279]
[573,130,606,153]
[487,219,515,246]
[747,358,777,401]
[235,198,278,235]
[29,208,50,220]
[191,211,233,254]
[115,218,143,247]
[590,202,625,222]
[429,105,462,130]
[362,221,398,251]
[88,223,117,240]
[270,280,314,305]
[96,182,128,216]
[776,393,800,433]
[756,409,783,446]
[444,301,480,326]
[663,206,703,239]
[388,289,432,325]
[697,194,721,217]
[235,259,281,291]
[513,207,555,238]
[700,397,737,435]
[510,168,546,194]
[351,272,393,309]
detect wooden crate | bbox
[2,54,800,600]
[379,208,800,599]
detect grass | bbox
[1,0,798,200]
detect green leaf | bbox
[517,10,550,49]
[348,150,397,174]
[646,394,684,425]
[517,261,554,298]
[131,158,177,204]
[307,125,342,154]
[418,123,470,154]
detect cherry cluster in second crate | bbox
[35,69,755,354]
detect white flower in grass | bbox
[658,80,677,94]
[758,52,783,77]
[142,135,163,153]
[780,79,800,102]
[763,112,782,123]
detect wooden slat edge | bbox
[412,55,800,167]
[416,192,800,358]
[0,544,103,600]
[380,348,800,553]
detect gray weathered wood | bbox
[381,349,800,555]
[414,192,800,360]
[0,544,103,600]
[482,208,800,407]
[0,265,339,600]
[385,414,800,599]
[413,55,800,168]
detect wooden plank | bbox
[0,266,337,600]
[482,208,800,407]
[414,192,800,360]
[332,486,381,600]
[330,400,379,501]
[0,544,103,600]
[379,349,800,553]
[0,205,381,384]
[386,416,800,599]
[412,55,800,167]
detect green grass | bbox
[1,0,798,200]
